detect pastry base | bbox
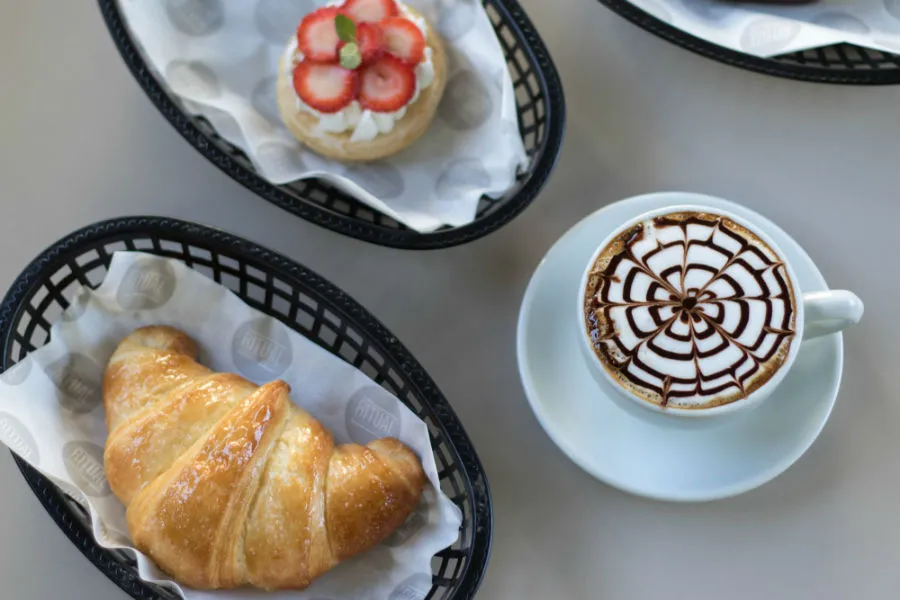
[276,11,447,163]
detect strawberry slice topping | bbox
[357,22,386,65]
[358,55,416,113]
[380,17,426,65]
[340,22,385,66]
[293,61,359,113]
[342,0,398,24]
[297,7,344,63]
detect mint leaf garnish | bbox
[335,14,356,43]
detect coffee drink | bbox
[582,211,797,410]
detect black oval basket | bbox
[599,0,900,85]
[97,0,566,249]
[0,217,491,600]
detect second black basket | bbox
[0,216,492,600]
[98,0,566,249]
[599,0,900,85]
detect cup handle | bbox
[802,290,864,341]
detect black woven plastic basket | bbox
[599,0,900,84]
[97,0,566,249]
[0,217,491,600]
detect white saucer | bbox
[516,192,844,502]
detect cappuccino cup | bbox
[577,205,863,424]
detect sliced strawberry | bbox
[358,55,415,113]
[293,61,359,113]
[297,7,343,63]
[342,0,398,24]
[357,22,386,65]
[380,17,425,65]
[338,22,384,66]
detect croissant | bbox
[102,326,426,590]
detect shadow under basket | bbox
[598,0,900,85]
[0,217,492,600]
[97,0,566,249]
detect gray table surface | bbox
[2,1,899,599]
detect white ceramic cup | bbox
[576,204,864,425]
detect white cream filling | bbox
[284,0,435,143]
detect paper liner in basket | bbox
[0,252,462,600]
[117,0,528,233]
[629,0,900,58]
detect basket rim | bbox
[96,0,568,249]
[598,0,900,85]
[0,215,493,600]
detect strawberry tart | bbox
[276,0,448,162]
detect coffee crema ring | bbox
[584,212,797,410]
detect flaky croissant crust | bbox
[102,326,426,590]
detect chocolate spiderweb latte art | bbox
[583,211,797,410]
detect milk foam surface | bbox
[584,211,797,409]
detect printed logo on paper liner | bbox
[679,0,728,22]
[257,141,307,176]
[165,0,225,37]
[63,442,111,497]
[739,18,801,55]
[436,0,477,41]
[439,71,493,131]
[255,0,318,43]
[886,0,900,21]
[435,158,490,203]
[389,573,433,600]
[117,258,178,311]
[46,353,103,415]
[346,162,406,200]
[165,61,223,100]
[232,318,294,380]
[60,290,91,323]
[345,387,401,444]
[52,478,89,508]
[0,412,40,464]
[93,518,133,546]
[252,75,281,126]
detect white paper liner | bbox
[628,0,900,57]
[116,0,528,233]
[0,251,462,600]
